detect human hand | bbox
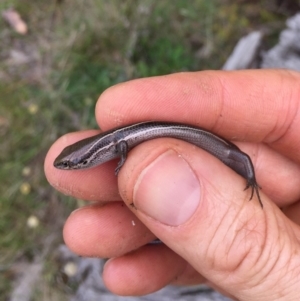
[45,70,300,300]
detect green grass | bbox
[0,0,287,299]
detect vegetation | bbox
[0,0,290,299]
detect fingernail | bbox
[133,150,201,226]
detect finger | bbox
[117,137,300,300]
[64,202,208,295]
[96,70,300,163]
[104,248,234,298]
[44,131,120,201]
[103,244,187,296]
[63,202,155,257]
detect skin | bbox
[45,70,300,300]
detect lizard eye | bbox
[62,161,69,168]
[82,160,88,165]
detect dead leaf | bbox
[2,9,28,35]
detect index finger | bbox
[96,69,300,163]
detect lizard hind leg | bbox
[115,140,129,175]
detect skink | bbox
[54,121,263,208]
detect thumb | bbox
[119,138,300,301]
